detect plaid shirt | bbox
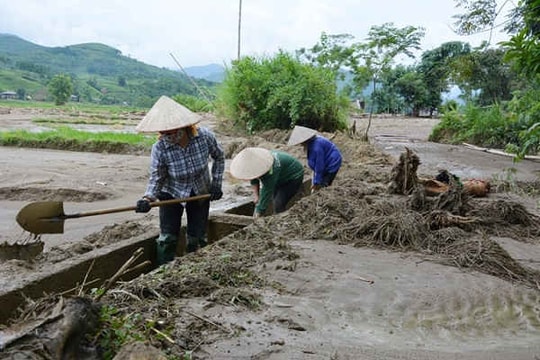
[144,126,224,200]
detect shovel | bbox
[16,194,211,235]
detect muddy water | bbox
[204,240,540,359]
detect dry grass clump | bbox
[443,235,539,286]
[281,144,540,289]
[468,199,540,240]
[388,147,420,195]
[107,221,297,308]
[425,210,479,230]
[425,227,470,254]
[470,199,539,226]
[351,211,429,249]
[284,186,369,241]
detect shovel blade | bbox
[16,201,66,235]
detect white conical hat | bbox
[136,95,201,133]
[230,147,274,180]
[287,125,317,146]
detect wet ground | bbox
[1,107,540,359]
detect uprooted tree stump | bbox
[387,147,420,195]
[0,297,100,359]
[0,248,150,359]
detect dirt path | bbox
[1,108,539,359]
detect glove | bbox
[135,198,151,213]
[210,185,223,201]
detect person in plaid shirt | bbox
[134,96,225,264]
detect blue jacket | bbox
[306,135,342,185]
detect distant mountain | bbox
[184,63,226,83]
[0,33,217,106]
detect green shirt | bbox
[250,150,304,214]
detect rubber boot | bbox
[156,233,178,265]
[198,236,208,249]
[186,235,199,254]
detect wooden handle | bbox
[63,194,211,219]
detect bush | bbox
[506,87,540,158]
[216,51,348,133]
[430,103,517,148]
[173,94,214,112]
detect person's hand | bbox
[210,185,223,201]
[135,198,151,213]
[311,184,321,194]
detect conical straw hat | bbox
[230,147,274,180]
[136,95,201,133]
[287,125,317,146]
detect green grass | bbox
[0,69,44,93]
[32,117,139,126]
[0,126,155,154]
[0,99,148,114]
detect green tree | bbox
[371,65,408,114]
[452,0,540,158]
[16,88,26,100]
[418,41,471,114]
[355,23,425,138]
[48,74,73,105]
[394,70,430,117]
[299,24,425,138]
[297,33,358,81]
[118,76,127,87]
[297,32,371,99]
[217,51,348,132]
[450,46,516,105]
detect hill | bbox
[184,63,226,83]
[0,34,217,106]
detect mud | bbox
[1,106,540,359]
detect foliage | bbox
[356,23,425,137]
[429,103,524,149]
[0,34,215,105]
[451,0,540,159]
[0,99,147,114]
[418,41,471,111]
[394,70,430,116]
[450,47,517,105]
[297,33,358,80]
[505,85,540,159]
[0,126,155,154]
[298,24,425,140]
[48,74,73,105]
[452,0,498,36]
[217,51,348,132]
[173,93,214,113]
[92,305,146,360]
[452,0,539,78]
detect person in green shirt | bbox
[230,147,304,218]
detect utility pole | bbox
[237,0,242,60]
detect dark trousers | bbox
[321,171,338,187]
[157,191,209,239]
[273,177,303,213]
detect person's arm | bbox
[251,181,261,218]
[251,181,260,205]
[311,146,326,186]
[207,130,225,189]
[144,143,166,201]
[254,173,277,215]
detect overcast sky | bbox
[0,0,510,69]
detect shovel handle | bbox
[62,194,211,220]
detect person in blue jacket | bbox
[287,125,342,193]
